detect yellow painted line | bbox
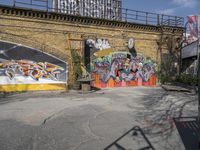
[0,84,67,92]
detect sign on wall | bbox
[0,40,67,92]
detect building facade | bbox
[52,0,122,20]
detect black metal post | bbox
[125,9,127,22]
[146,12,148,24]
[46,0,48,12]
[157,14,160,25]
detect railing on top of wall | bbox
[0,0,184,28]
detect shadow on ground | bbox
[173,117,200,150]
[104,126,155,150]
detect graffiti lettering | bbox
[91,51,156,87]
[87,39,111,51]
[0,60,64,81]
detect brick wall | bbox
[0,7,183,86]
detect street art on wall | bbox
[87,39,111,51]
[0,40,67,92]
[0,60,64,81]
[86,39,157,88]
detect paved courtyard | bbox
[0,87,198,150]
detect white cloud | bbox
[157,0,199,15]
[172,0,198,8]
[157,8,176,15]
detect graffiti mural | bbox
[86,39,157,88]
[0,40,67,92]
[0,60,64,81]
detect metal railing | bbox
[121,8,184,27]
[0,0,184,27]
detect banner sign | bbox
[187,15,199,40]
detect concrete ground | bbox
[0,87,198,150]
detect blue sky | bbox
[122,0,200,17]
[0,0,199,18]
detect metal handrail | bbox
[0,0,184,27]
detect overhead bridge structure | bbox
[0,0,184,92]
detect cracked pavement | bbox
[0,87,198,150]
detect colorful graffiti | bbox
[87,39,157,88]
[0,40,67,92]
[0,60,64,81]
